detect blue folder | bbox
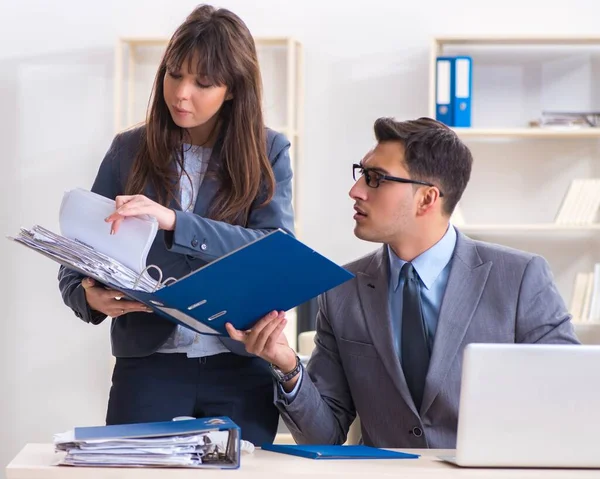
[73,417,240,469]
[122,229,354,336]
[24,228,354,336]
[261,444,420,460]
[435,56,455,126]
[74,417,238,441]
[452,56,472,127]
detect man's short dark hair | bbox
[373,117,472,216]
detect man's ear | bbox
[416,187,439,215]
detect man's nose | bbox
[349,177,367,200]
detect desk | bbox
[6,444,600,479]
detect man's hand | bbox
[226,311,297,373]
[104,194,176,234]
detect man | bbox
[227,117,579,449]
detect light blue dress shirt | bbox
[157,145,229,358]
[282,225,457,400]
[387,225,457,357]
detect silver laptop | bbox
[441,343,600,468]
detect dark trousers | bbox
[106,352,279,446]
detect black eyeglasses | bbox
[352,163,444,197]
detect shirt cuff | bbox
[278,367,303,403]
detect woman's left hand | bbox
[105,195,176,234]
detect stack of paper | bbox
[9,188,160,292]
[54,417,241,469]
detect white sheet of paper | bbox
[59,188,158,275]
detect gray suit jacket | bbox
[58,126,294,358]
[276,231,579,448]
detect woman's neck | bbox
[186,115,220,147]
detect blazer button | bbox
[191,239,199,247]
[411,427,423,437]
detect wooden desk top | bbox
[6,444,600,479]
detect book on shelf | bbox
[587,264,600,322]
[570,272,589,321]
[534,111,600,129]
[554,179,600,226]
[570,265,600,323]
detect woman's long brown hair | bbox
[125,5,275,226]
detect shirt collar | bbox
[388,225,457,291]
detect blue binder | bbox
[261,444,420,460]
[13,225,353,336]
[118,229,354,336]
[435,57,455,126]
[75,416,237,441]
[73,417,240,469]
[452,56,472,127]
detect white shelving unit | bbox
[429,35,600,327]
[452,128,600,139]
[113,36,304,350]
[458,224,600,234]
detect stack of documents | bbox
[538,111,600,129]
[9,188,159,292]
[54,417,241,469]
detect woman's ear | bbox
[225,91,234,101]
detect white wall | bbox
[1,0,599,473]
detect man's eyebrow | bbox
[365,165,390,175]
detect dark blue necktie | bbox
[400,263,430,410]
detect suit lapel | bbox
[420,232,492,415]
[357,247,419,416]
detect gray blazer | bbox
[58,126,294,358]
[276,231,579,448]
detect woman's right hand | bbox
[81,277,152,317]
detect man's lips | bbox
[354,205,367,220]
[354,205,367,216]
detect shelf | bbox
[428,36,600,121]
[119,36,297,48]
[434,35,600,46]
[253,37,300,46]
[119,37,168,46]
[458,224,600,235]
[452,128,600,139]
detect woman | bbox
[58,4,294,445]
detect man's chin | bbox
[353,225,380,243]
